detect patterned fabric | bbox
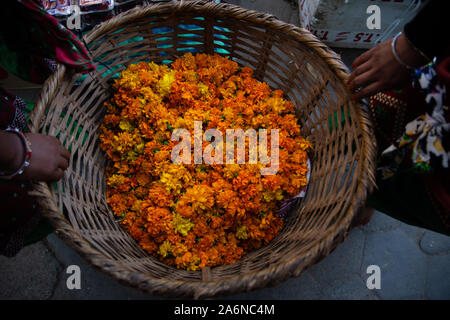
[0,0,95,84]
[377,60,449,179]
[10,96,28,131]
[368,57,450,235]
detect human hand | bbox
[17,133,70,182]
[348,32,427,100]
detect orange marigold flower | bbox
[100,52,311,270]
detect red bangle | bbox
[0,127,32,180]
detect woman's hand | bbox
[20,133,70,182]
[0,131,70,182]
[348,32,428,100]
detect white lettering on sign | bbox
[366,5,381,30]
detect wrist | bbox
[395,32,429,68]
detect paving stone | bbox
[420,231,450,255]
[48,233,324,300]
[51,264,162,300]
[46,233,160,299]
[308,228,365,284]
[362,229,427,299]
[361,211,401,234]
[321,276,379,300]
[425,255,450,299]
[398,222,425,246]
[227,270,323,300]
[0,241,60,299]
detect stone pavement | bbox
[1,211,449,299]
[1,0,449,300]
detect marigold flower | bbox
[158,241,173,258]
[100,53,311,270]
[235,225,248,240]
[173,213,195,236]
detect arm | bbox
[348,0,449,100]
[0,130,24,174]
[0,129,71,182]
[348,32,427,100]
[0,88,70,182]
[404,0,449,61]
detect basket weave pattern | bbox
[29,1,376,298]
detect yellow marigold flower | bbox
[157,70,176,98]
[198,82,210,97]
[267,97,287,115]
[160,164,192,194]
[222,164,240,180]
[173,213,195,236]
[158,241,173,258]
[184,184,215,212]
[107,174,126,188]
[135,142,145,153]
[275,189,284,201]
[187,254,201,271]
[262,190,283,202]
[148,61,161,72]
[236,225,248,240]
[174,117,186,129]
[126,151,138,161]
[160,172,181,193]
[114,131,134,153]
[131,199,143,213]
[119,119,134,132]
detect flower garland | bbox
[99,53,311,271]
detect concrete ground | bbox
[1,0,449,300]
[1,211,449,300]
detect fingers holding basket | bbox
[18,133,70,182]
[347,39,411,101]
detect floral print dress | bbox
[368,57,450,235]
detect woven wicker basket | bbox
[29,0,376,298]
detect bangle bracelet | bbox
[0,127,32,180]
[391,32,414,70]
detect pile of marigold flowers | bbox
[99,53,311,271]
